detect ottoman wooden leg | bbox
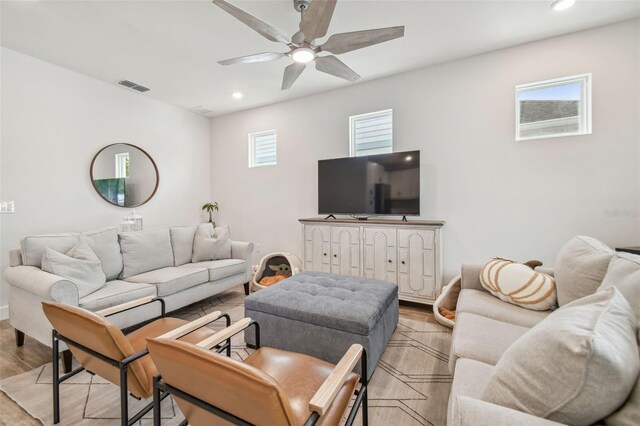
[244,282,250,295]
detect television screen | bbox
[318,151,420,216]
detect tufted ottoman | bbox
[244,271,398,379]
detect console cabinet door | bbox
[330,226,361,276]
[363,227,397,283]
[397,229,436,300]
[304,225,331,272]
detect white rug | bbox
[0,290,452,425]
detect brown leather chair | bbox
[147,317,369,426]
[42,297,230,426]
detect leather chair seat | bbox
[244,347,360,426]
[125,317,217,397]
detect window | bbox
[516,74,591,141]
[115,152,129,178]
[249,130,277,167]
[350,109,393,157]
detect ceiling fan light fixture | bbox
[231,91,243,99]
[292,48,315,63]
[550,0,576,11]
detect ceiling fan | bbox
[212,0,405,90]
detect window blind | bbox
[351,110,393,157]
[251,131,277,166]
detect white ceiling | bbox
[2,1,638,117]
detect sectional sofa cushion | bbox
[482,288,639,426]
[604,329,640,426]
[21,232,80,267]
[124,267,209,297]
[82,228,123,280]
[449,313,529,373]
[456,289,550,328]
[448,358,495,425]
[480,258,556,311]
[554,236,613,306]
[119,228,174,279]
[185,259,247,281]
[192,224,232,262]
[170,226,197,266]
[79,280,156,312]
[598,251,640,320]
[41,241,106,298]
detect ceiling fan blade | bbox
[218,52,286,65]
[212,0,290,44]
[315,55,360,82]
[296,0,337,43]
[282,62,306,90]
[320,26,405,55]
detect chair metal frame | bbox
[152,321,369,426]
[51,298,232,426]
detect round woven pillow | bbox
[479,258,557,311]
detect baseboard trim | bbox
[0,305,8,320]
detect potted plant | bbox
[202,202,219,226]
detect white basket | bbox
[252,252,302,291]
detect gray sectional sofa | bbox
[440,237,639,426]
[4,225,254,351]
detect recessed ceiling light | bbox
[550,0,576,11]
[231,91,243,99]
[292,48,315,64]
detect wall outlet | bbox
[0,201,15,214]
[255,243,261,253]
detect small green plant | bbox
[202,202,219,223]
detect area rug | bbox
[0,290,452,426]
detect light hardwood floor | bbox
[0,293,439,426]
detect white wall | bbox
[210,20,640,282]
[0,48,211,316]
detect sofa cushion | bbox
[449,313,529,373]
[119,228,174,278]
[124,267,209,297]
[79,280,156,312]
[192,224,232,262]
[185,259,247,281]
[82,228,123,280]
[482,288,640,426]
[457,289,550,328]
[41,241,106,298]
[480,258,556,311]
[170,226,197,266]
[604,329,640,426]
[599,251,640,320]
[554,236,613,306]
[448,358,495,425]
[21,232,80,268]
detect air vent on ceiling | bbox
[118,80,150,93]
[191,106,215,116]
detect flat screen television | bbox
[318,150,420,216]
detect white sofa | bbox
[438,238,639,426]
[4,226,254,355]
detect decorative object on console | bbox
[201,201,219,226]
[212,0,405,90]
[119,216,135,232]
[479,257,557,311]
[129,210,143,231]
[192,223,232,262]
[90,143,159,208]
[252,252,302,291]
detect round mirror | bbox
[90,143,159,207]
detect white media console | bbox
[299,218,445,305]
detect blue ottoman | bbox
[244,271,399,379]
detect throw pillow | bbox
[192,224,232,263]
[554,235,613,306]
[170,225,198,266]
[81,228,123,280]
[482,288,640,426]
[599,251,640,321]
[479,258,556,311]
[603,328,640,426]
[119,228,174,278]
[41,241,107,298]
